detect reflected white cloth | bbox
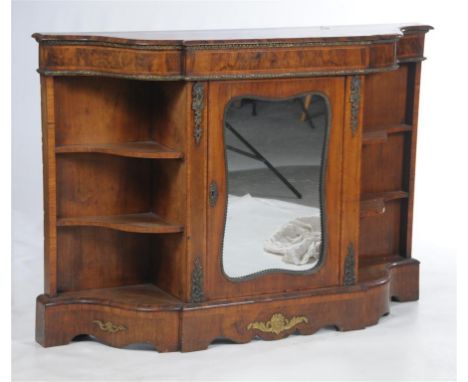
[224,194,320,277]
[264,216,321,265]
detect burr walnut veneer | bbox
[34,24,431,352]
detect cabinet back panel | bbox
[57,227,151,292]
[150,161,187,299]
[56,154,151,217]
[152,161,186,225]
[54,77,153,145]
[362,67,409,130]
[359,200,403,257]
[361,134,408,194]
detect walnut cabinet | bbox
[34,24,431,352]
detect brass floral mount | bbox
[93,320,127,333]
[247,313,308,335]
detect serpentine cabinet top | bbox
[33,23,432,80]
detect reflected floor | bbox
[223,194,320,279]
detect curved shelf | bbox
[55,141,183,159]
[57,212,184,234]
[38,284,183,312]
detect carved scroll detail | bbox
[344,242,356,286]
[191,257,204,303]
[93,320,127,333]
[247,313,308,335]
[350,75,361,135]
[192,82,205,144]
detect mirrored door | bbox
[221,93,329,279]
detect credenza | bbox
[33,24,432,352]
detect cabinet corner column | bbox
[40,75,58,296]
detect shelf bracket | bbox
[192,82,205,145]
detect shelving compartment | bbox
[52,77,189,297]
[359,64,416,259]
[56,155,184,232]
[53,76,186,155]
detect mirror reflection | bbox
[222,94,328,279]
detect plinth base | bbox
[36,257,419,352]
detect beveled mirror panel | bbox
[222,94,329,279]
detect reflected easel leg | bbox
[225,122,302,199]
[297,95,316,129]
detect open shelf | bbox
[57,212,184,234]
[56,141,183,159]
[43,77,190,298]
[362,124,412,145]
[360,190,408,218]
[52,284,183,311]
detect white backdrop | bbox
[12,0,463,380]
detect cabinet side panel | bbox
[151,83,190,300]
[401,63,421,257]
[151,160,187,299]
[152,82,187,152]
[41,76,58,296]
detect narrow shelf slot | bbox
[55,141,183,159]
[57,212,184,234]
[360,190,408,218]
[362,124,412,146]
[51,284,183,311]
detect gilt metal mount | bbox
[247,313,308,335]
[192,82,205,144]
